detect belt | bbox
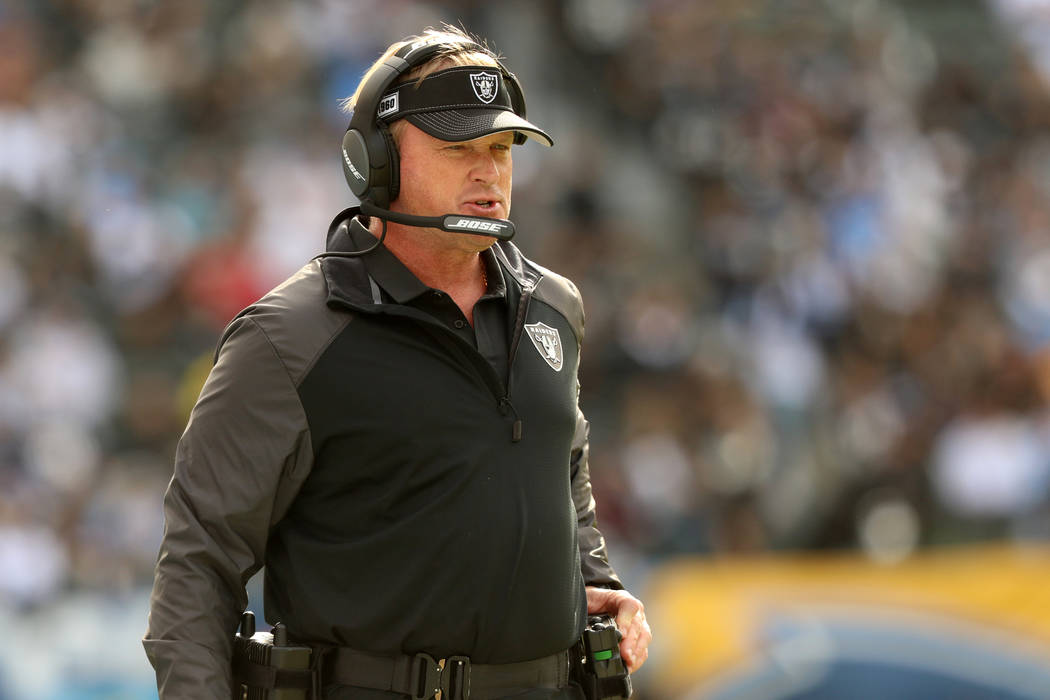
[320,647,572,700]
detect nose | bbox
[470,149,501,184]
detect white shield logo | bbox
[469,72,499,104]
[525,322,563,372]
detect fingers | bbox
[583,587,653,673]
[618,602,651,673]
[624,643,649,673]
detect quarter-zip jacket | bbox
[144,209,622,699]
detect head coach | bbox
[144,24,651,700]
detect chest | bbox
[294,301,581,511]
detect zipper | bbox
[326,266,541,443]
[502,280,537,442]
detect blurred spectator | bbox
[5,0,1050,696]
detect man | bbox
[144,25,651,700]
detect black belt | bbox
[321,647,572,700]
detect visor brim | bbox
[406,109,554,147]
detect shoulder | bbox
[215,260,352,386]
[494,241,585,345]
[530,260,585,346]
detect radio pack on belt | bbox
[232,610,632,699]
[571,614,633,700]
[231,611,315,700]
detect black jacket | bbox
[144,211,622,698]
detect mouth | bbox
[462,199,503,216]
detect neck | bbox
[368,217,489,292]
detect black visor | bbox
[377,66,553,147]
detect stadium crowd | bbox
[2,0,1050,696]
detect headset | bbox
[339,36,530,242]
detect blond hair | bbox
[340,25,501,144]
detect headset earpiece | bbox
[341,124,370,199]
[343,107,398,208]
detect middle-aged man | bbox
[145,25,652,700]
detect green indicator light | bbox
[593,650,613,661]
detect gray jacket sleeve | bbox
[535,268,623,590]
[143,316,314,699]
[570,406,623,590]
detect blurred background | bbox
[3,0,1050,698]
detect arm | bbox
[570,408,652,673]
[570,408,623,590]
[143,317,313,699]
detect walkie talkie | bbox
[572,614,633,699]
[231,611,313,700]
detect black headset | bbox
[340,37,529,210]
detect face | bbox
[392,123,514,250]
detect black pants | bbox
[321,684,586,700]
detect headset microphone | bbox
[358,201,516,241]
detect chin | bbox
[455,231,498,251]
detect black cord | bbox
[312,216,387,260]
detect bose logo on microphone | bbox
[447,218,508,233]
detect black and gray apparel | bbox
[144,209,622,698]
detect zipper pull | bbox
[499,397,524,443]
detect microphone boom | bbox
[359,201,515,240]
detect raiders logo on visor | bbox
[470,72,499,103]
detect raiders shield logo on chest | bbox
[525,322,563,372]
